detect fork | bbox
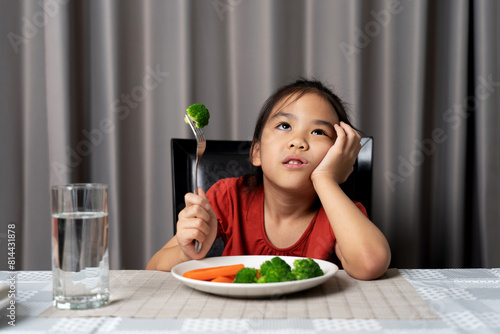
[184,114,207,253]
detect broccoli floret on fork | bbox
[185,103,210,128]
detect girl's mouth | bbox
[282,155,308,168]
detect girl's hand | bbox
[311,122,361,185]
[175,188,218,260]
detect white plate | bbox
[171,255,338,298]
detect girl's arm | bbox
[146,237,190,271]
[146,188,218,271]
[311,122,391,280]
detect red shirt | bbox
[206,177,367,263]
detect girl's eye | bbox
[277,122,291,130]
[312,129,327,136]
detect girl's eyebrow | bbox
[271,111,335,131]
[270,111,296,120]
[314,119,335,132]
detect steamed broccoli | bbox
[289,258,324,280]
[233,267,259,283]
[257,257,293,283]
[231,257,324,284]
[185,103,210,128]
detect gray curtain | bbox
[1,0,499,270]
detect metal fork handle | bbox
[193,146,202,253]
[193,146,201,194]
[193,133,206,253]
[185,114,204,253]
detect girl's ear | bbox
[250,141,262,167]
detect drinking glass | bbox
[51,183,109,309]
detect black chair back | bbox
[171,137,373,233]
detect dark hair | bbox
[243,79,357,191]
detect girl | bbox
[147,79,391,280]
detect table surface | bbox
[1,269,500,333]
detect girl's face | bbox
[252,93,340,192]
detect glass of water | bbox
[51,183,109,310]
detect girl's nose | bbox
[289,137,309,150]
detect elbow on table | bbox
[145,261,156,271]
[146,260,173,272]
[347,247,392,281]
[146,259,159,271]
[146,253,172,272]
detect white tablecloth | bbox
[1,269,500,333]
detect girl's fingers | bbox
[180,218,211,237]
[184,192,205,207]
[333,123,346,149]
[184,190,212,215]
[340,122,358,143]
[178,188,216,244]
[340,122,361,157]
[179,203,210,222]
[177,228,206,250]
[197,188,216,217]
[176,213,211,247]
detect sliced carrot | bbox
[182,264,245,281]
[211,275,236,283]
